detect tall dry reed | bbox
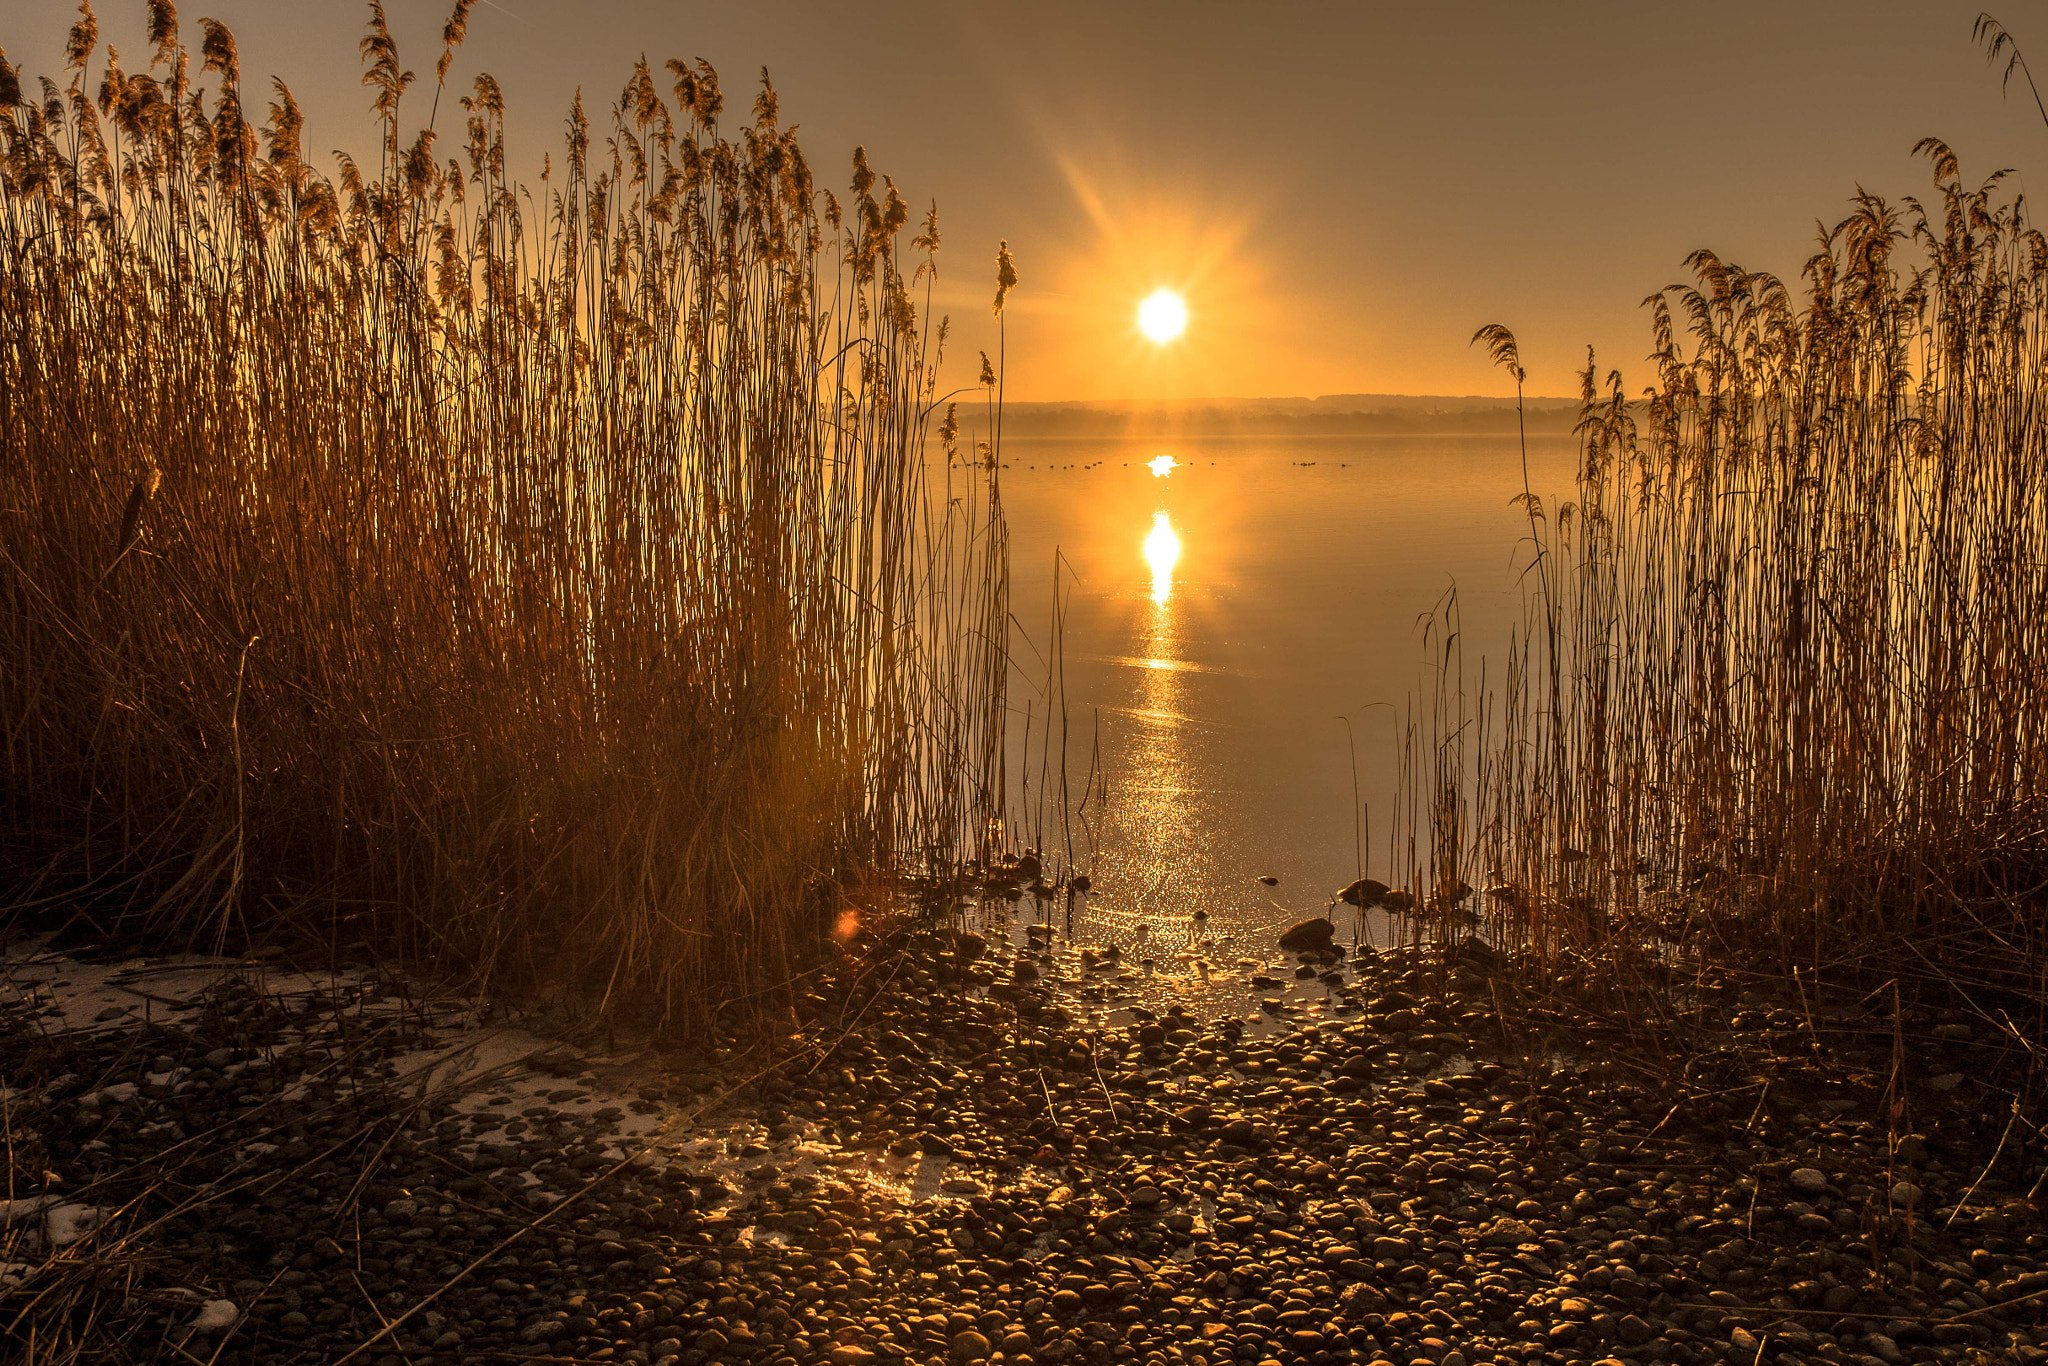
[0,1,1012,1035]
[1412,142,2048,1033]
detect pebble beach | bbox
[2,922,2043,1366]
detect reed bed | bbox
[1406,142,2048,1039]
[0,2,1011,1035]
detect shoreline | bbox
[2,928,2043,1366]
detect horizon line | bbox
[992,392,1582,407]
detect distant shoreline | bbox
[978,422,1585,439]
[943,393,1583,438]
[946,409,1581,440]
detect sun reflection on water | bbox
[1143,512,1181,605]
[1124,505,1192,937]
[1148,454,1178,477]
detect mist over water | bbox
[987,432,1580,1016]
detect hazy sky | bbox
[13,1,2047,400]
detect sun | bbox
[1137,288,1188,344]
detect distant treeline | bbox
[941,396,1583,439]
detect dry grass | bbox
[1408,141,2048,1045]
[0,2,1012,1036]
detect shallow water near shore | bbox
[982,432,1579,1018]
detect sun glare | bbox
[1145,512,1181,604]
[1148,454,1178,477]
[1138,289,1188,344]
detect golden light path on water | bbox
[986,430,1588,1019]
[1125,467,1195,947]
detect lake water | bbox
[975,431,1581,1020]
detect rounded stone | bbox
[1788,1167,1827,1196]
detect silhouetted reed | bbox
[1423,142,2048,1035]
[0,2,1011,1034]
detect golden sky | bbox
[16,0,2043,401]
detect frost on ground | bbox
[189,1299,240,1333]
[0,935,1010,1361]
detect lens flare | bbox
[1138,289,1188,343]
[1144,512,1181,604]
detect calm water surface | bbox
[973,432,1579,1021]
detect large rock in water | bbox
[1339,877,1390,907]
[1278,917,1336,951]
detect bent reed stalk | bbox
[1422,141,2048,1029]
[0,2,1012,1035]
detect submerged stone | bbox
[1278,918,1336,951]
